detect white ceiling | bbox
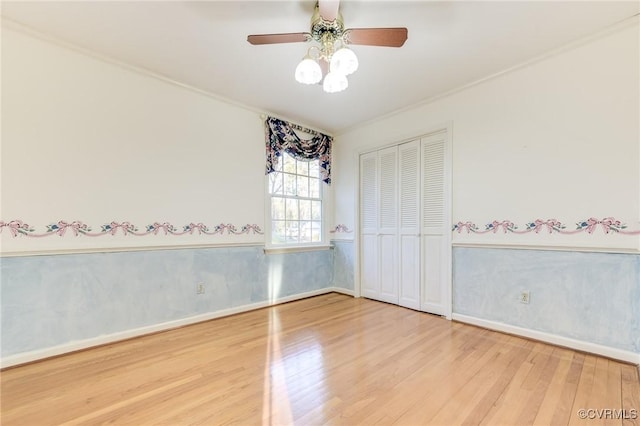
[2,1,638,134]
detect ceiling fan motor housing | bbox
[310,5,345,43]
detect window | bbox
[268,152,323,245]
[264,116,331,248]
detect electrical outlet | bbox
[520,291,530,304]
[196,283,205,295]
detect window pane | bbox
[311,201,322,221]
[269,172,283,195]
[310,221,322,242]
[284,173,296,196]
[286,222,299,242]
[309,161,319,178]
[272,221,286,244]
[299,200,311,221]
[300,220,311,242]
[285,198,299,220]
[297,161,309,176]
[283,154,296,174]
[309,177,320,199]
[271,197,285,220]
[272,156,283,172]
[297,175,309,197]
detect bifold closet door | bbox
[359,147,399,304]
[377,146,399,304]
[421,133,448,316]
[360,133,448,314]
[360,151,380,300]
[398,140,421,310]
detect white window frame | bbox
[264,152,330,253]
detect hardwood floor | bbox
[1,293,638,425]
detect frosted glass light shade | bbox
[295,57,322,85]
[323,71,348,93]
[330,47,358,76]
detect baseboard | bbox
[452,313,640,365]
[1,287,348,369]
[328,286,355,297]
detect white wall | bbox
[1,26,268,254]
[333,20,639,251]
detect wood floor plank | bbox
[517,344,562,424]
[569,354,600,426]
[533,347,574,425]
[472,342,551,425]
[622,365,640,426]
[1,294,637,426]
[471,339,537,425]
[601,358,623,426]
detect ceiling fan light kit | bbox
[248,0,407,94]
[296,40,358,93]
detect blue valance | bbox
[265,116,332,184]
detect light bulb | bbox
[295,57,322,85]
[330,47,358,76]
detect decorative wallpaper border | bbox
[453,217,640,235]
[5,218,637,238]
[0,220,263,238]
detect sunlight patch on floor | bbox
[262,309,294,425]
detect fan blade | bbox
[247,33,311,45]
[318,0,340,22]
[344,28,408,47]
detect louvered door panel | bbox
[360,153,378,234]
[378,147,397,232]
[378,233,398,303]
[361,233,380,298]
[400,142,419,230]
[422,138,445,234]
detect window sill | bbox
[263,244,332,255]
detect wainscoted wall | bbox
[452,247,639,356]
[331,240,355,291]
[1,246,335,361]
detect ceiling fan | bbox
[247,0,408,93]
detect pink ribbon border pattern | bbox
[2,217,638,238]
[0,220,263,238]
[452,217,640,235]
[329,224,353,233]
